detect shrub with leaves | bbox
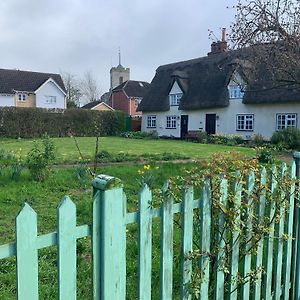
[26,135,55,181]
[255,146,274,164]
[271,127,300,150]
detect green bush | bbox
[255,146,274,164]
[120,130,159,139]
[26,135,55,181]
[270,127,300,150]
[0,107,126,138]
[250,133,265,147]
[208,134,244,146]
[196,132,208,143]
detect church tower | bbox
[110,49,130,90]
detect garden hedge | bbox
[0,107,126,138]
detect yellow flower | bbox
[155,166,160,170]
[143,164,150,170]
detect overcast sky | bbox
[0,0,236,94]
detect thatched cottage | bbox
[138,37,300,140]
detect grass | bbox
[0,136,254,163]
[0,162,194,299]
[0,137,254,298]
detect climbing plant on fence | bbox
[0,153,300,299]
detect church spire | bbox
[118,47,123,68]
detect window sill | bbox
[166,127,176,129]
[236,129,253,132]
[146,127,156,129]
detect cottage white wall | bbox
[184,100,300,139]
[169,81,182,94]
[0,95,14,106]
[142,100,300,139]
[35,81,65,109]
[142,106,181,138]
[141,81,183,137]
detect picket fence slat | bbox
[262,166,277,299]
[214,178,227,300]
[160,186,174,299]
[252,167,266,299]
[228,173,242,300]
[16,203,39,300]
[241,170,254,300]
[199,179,211,299]
[138,184,152,300]
[92,189,101,299]
[180,187,194,300]
[92,177,126,300]
[273,163,287,299]
[58,197,77,300]
[282,162,296,299]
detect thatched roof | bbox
[138,47,300,112]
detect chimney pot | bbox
[222,28,226,42]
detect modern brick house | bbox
[109,80,150,117]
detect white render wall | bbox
[0,95,14,106]
[169,81,182,94]
[35,80,65,109]
[142,99,300,139]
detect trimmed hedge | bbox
[0,107,126,138]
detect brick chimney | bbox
[208,28,228,55]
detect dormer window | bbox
[228,85,244,99]
[169,93,183,106]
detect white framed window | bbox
[169,93,183,106]
[147,115,156,128]
[276,113,297,130]
[229,85,244,99]
[166,115,177,129]
[45,96,57,104]
[18,94,26,101]
[236,114,254,131]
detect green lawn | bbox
[0,163,193,299]
[0,136,254,163]
[0,137,254,299]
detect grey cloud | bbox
[0,0,236,92]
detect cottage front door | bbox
[180,115,189,139]
[205,114,216,134]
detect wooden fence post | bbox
[293,152,300,300]
[92,175,126,300]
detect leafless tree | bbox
[61,71,81,108]
[79,71,101,103]
[229,0,300,88]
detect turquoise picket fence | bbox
[1,156,300,299]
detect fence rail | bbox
[1,156,300,299]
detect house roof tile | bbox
[0,68,66,94]
[112,80,150,98]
